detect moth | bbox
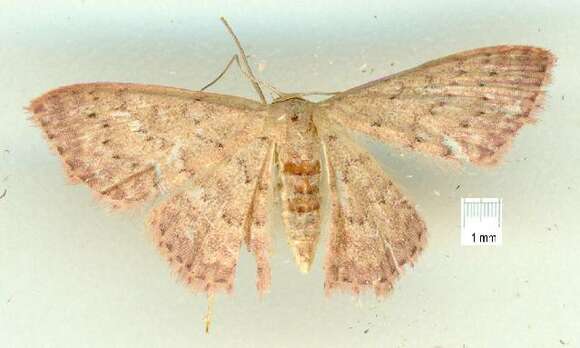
[28,19,554,301]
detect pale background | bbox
[1,1,579,347]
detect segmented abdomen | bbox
[276,106,321,272]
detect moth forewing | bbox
[28,83,267,209]
[321,46,555,166]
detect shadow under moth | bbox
[27,18,554,330]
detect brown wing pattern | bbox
[318,117,427,296]
[28,83,266,208]
[148,137,274,294]
[320,46,555,165]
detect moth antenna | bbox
[219,17,268,104]
[201,53,286,100]
[208,18,338,101]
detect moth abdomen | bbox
[286,182,321,214]
[275,101,323,273]
[292,175,319,194]
[279,160,322,272]
[283,160,320,176]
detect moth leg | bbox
[198,18,268,104]
[219,17,267,104]
[245,142,276,295]
[200,54,242,92]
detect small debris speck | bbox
[258,61,268,72]
[359,63,368,72]
[364,328,369,334]
[0,189,6,200]
[455,184,461,190]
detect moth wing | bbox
[319,46,555,165]
[318,116,426,296]
[148,137,275,294]
[28,83,267,208]
[245,140,277,295]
